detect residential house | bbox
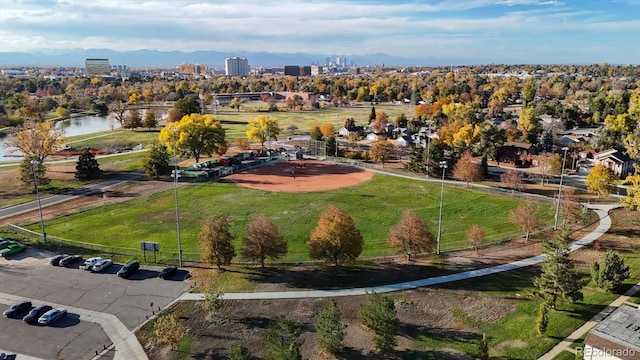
[496,142,536,166]
[594,148,638,179]
[394,135,412,147]
[338,125,364,138]
[583,304,640,360]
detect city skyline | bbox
[1,0,639,65]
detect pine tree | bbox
[591,250,630,293]
[536,303,549,336]
[264,315,303,360]
[18,157,50,190]
[403,145,424,173]
[533,231,584,309]
[315,299,346,354]
[75,149,102,180]
[358,292,398,353]
[369,106,376,124]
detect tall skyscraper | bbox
[85,58,111,76]
[225,57,249,77]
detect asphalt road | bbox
[0,171,144,220]
[0,249,190,359]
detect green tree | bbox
[159,113,227,163]
[387,209,435,261]
[308,205,363,266]
[245,115,280,149]
[358,292,398,353]
[315,299,346,354]
[174,96,201,115]
[264,315,303,360]
[55,106,71,119]
[241,215,287,268]
[523,78,537,105]
[18,156,49,190]
[585,164,617,198]
[369,140,396,168]
[591,250,630,293]
[142,141,170,179]
[74,149,102,180]
[368,105,377,124]
[326,136,336,157]
[536,303,549,337]
[309,124,323,141]
[534,231,584,309]
[200,215,236,270]
[229,342,251,360]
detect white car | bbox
[38,308,67,325]
[91,259,112,273]
[79,257,103,270]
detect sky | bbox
[1,0,639,64]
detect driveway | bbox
[0,249,190,359]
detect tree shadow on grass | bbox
[433,266,540,295]
[245,262,457,290]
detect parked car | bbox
[117,261,140,278]
[158,266,177,279]
[3,300,32,318]
[91,259,112,273]
[0,242,26,257]
[49,254,67,266]
[59,255,82,267]
[38,308,67,325]
[79,257,103,270]
[0,240,11,250]
[22,304,52,324]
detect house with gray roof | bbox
[583,304,640,360]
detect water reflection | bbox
[0,115,122,162]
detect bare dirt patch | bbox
[226,159,373,193]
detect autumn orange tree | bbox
[585,164,617,198]
[466,224,485,255]
[387,209,435,261]
[308,206,363,266]
[320,123,336,138]
[369,140,396,168]
[199,215,236,270]
[500,170,524,194]
[452,151,483,187]
[241,215,287,268]
[153,314,184,350]
[509,201,544,242]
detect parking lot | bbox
[0,249,190,359]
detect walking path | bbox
[538,281,640,360]
[180,203,616,301]
[0,292,147,360]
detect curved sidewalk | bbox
[181,203,616,301]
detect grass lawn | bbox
[28,173,550,262]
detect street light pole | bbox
[30,159,47,244]
[425,120,433,178]
[335,113,339,160]
[436,161,447,255]
[553,147,569,231]
[171,127,183,267]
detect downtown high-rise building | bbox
[225,57,249,77]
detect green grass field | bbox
[30,173,551,262]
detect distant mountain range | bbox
[0,48,460,68]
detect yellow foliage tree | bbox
[128,92,140,104]
[7,120,64,162]
[320,123,336,138]
[245,116,280,148]
[159,114,227,163]
[585,164,617,198]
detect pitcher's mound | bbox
[226,160,373,193]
